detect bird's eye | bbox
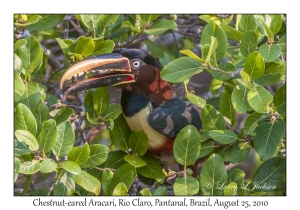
[132,60,141,68]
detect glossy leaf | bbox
[227,168,245,188]
[205,36,218,63]
[109,114,131,151]
[15,130,39,151]
[38,119,57,153]
[208,130,238,144]
[273,85,286,116]
[101,104,122,121]
[228,142,250,163]
[128,131,148,156]
[270,15,282,35]
[105,151,127,170]
[220,23,244,42]
[180,50,203,62]
[238,15,257,33]
[231,85,251,114]
[68,143,90,165]
[153,187,167,196]
[102,169,114,195]
[93,40,115,55]
[14,158,21,182]
[258,44,281,62]
[174,176,199,196]
[140,188,152,196]
[253,118,286,161]
[215,146,229,161]
[40,159,57,173]
[252,157,286,192]
[75,36,95,57]
[80,15,102,37]
[224,182,237,196]
[72,170,101,195]
[111,164,136,193]
[211,62,235,81]
[201,104,227,131]
[58,160,81,175]
[52,122,75,158]
[244,51,265,80]
[145,20,177,35]
[219,87,236,128]
[113,182,128,196]
[240,70,251,89]
[161,57,203,83]
[254,62,281,86]
[259,18,274,41]
[243,112,262,136]
[14,139,32,156]
[81,144,110,168]
[14,73,25,95]
[53,107,74,125]
[14,103,37,136]
[240,31,257,57]
[124,155,147,168]
[201,21,227,61]
[137,154,165,181]
[247,86,273,113]
[200,154,227,195]
[199,140,215,158]
[173,125,201,166]
[27,14,65,31]
[53,172,75,196]
[14,82,40,112]
[93,87,109,114]
[32,102,49,136]
[20,160,41,174]
[55,38,75,60]
[186,92,206,108]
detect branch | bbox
[14,175,55,195]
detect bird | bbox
[60,48,202,170]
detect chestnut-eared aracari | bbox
[60,48,202,168]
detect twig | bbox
[118,33,144,48]
[93,167,116,172]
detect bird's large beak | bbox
[60,53,135,96]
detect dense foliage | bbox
[14,14,286,196]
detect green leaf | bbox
[15,130,39,151]
[109,114,131,151]
[45,93,60,107]
[101,104,122,121]
[240,31,257,57]
[38,119,57,153]
[53,107,74,125]
[253,118,286,161]
[14,103,37,136]
[205,36,218,64]
[161,57,203,83]
[102,169,114,195]
[32,102,49,136]
[137,154,165,181]
[124,155,147,168]
[215,146,229,161]
[244,51,265,80]
[81,15,102,37]
[55,38,75,60]
[105,151,127,169]
[240,70,251,89]
[140,188,152,196]
[113,182,128,196]
[68,143,90,165]
[199,140,215,158]
[16,36,43,76]
[211,63,235,81]
[40,159,57,173]
[14,139,32,156]
[254,62,281,86]
[93,40,115,55]
[243,112,262,136]
[14,157,21,182]
[14,82,40,112]
[180,50,203,62]
[273,85,286,116]
[19,160,41,174]
[27,14,65,31]
[75,36,95,57]
[173,176,199,196]
[228,142,250,163]
[219,87,236,128]
[52,122,75,158]
[224,182,237,196]
[258,44,281,62]
[93,87,109,115]
[14,39,27,51]
[72,169,101,195]
[231,85,251,114]
[247,86,273,113]
[58,160,81,175]
[200,154,227,195]
[153,187,167,196]
[173,125,201,166]
[201,21,227,61]
[111,164,136,194]
[81,144,110,168]
[201,104,227,131]
[227,168,245,188]
[145,20,177,35]
[238,15,257,33]
[208,130,238,144]
[259,18,274,41]
[270,15,282,35]
[252,157,286,192]
[53,172,75,196]
[220,23,244,42]
[186,92,206,108]
[128,131,149,156]
[14,73,25,95]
